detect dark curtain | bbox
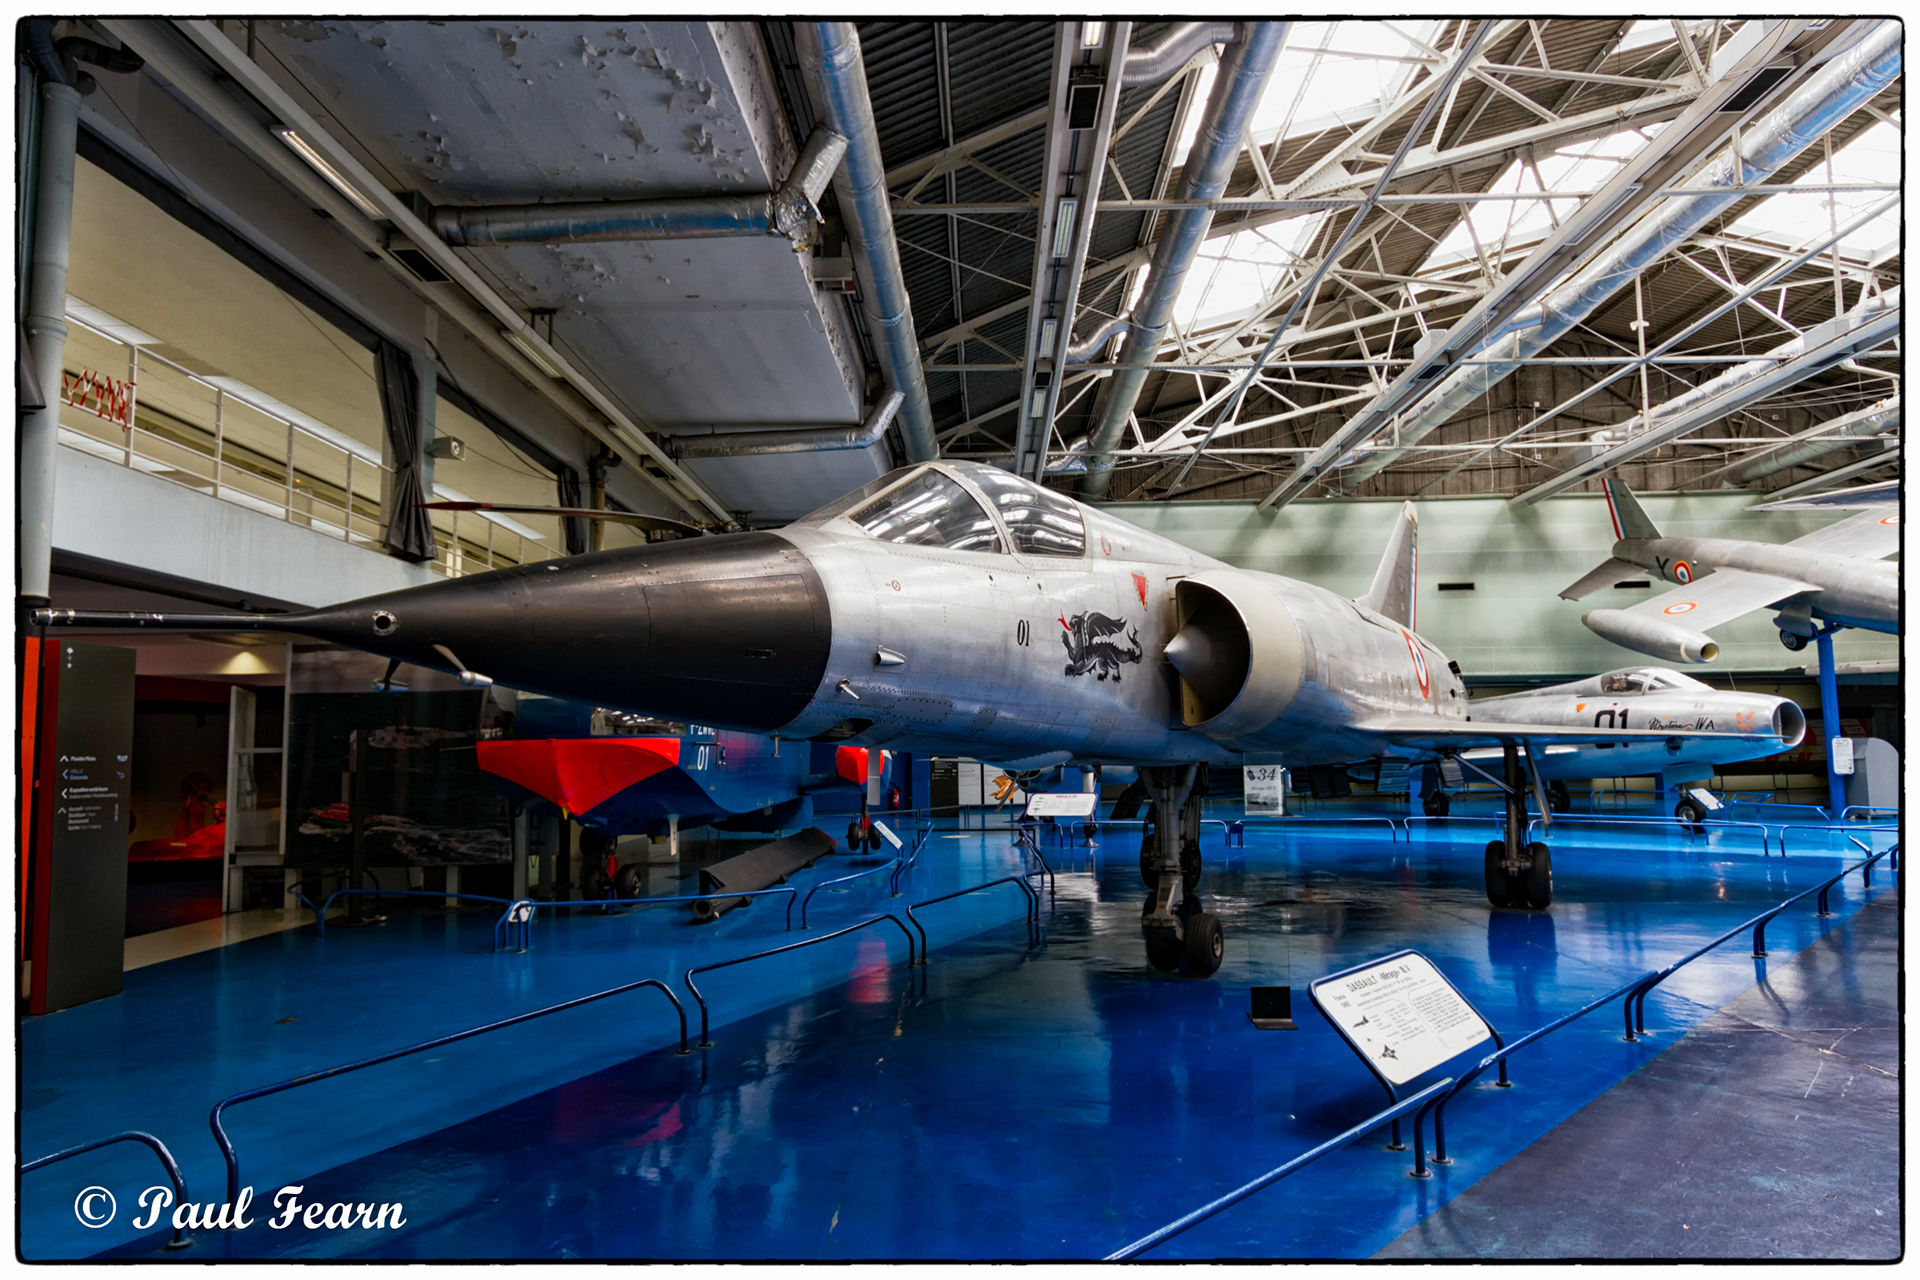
[557,467,588,555]
[375,340,436,561]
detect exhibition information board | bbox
[1025,792,1099,818]
[1309,950,1491,1087]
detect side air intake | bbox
[1162,570,1303,741]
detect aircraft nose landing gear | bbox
[1138,764,1223,977]
[1482,743,1554,911]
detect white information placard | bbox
[1309,952,1491,1086]
[1830,737,1855,776]
[1244,764,1287,816]
[1025,792,1099,818]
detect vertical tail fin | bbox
[1600,476,1660,541]
[1359,501,1418,630]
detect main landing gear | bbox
[1138,764,1223,977]
[1480,743,1554,911]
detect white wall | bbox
[54,447,438,609]
[1111,491,1900,678]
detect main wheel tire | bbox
[1484,840,1513,908]
[1674,799,1705,824]
[846,820,864,849]
[1779,631,1808,652]
[615,863,644,900]
[1145,931,1182,973]
[1184,912,1224,977]
[1523,841,1554,910]
[1424,791,1451,818]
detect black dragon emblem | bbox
[1060,611,1143,681]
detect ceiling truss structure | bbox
[797,18,1901,508]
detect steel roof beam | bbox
[1510,285,1901,505]
[1262,19,1895,508]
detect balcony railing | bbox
[58,306,558,580]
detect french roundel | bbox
[1401,628,1430,698]
[1663,601,1698,616]
[1880,514,1899,526]
[1673,560,1692,583]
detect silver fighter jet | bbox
[39,461,1789,974]
[1461,666,1806,820]
[1563,477,1898,662]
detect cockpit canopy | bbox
[1596,667,1709,695]
[798,462,1086,558]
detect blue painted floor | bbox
[22,803,1897,1260]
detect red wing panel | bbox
[835,745,870,785]
[477,738,683,814]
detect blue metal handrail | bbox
[904,876,1042,963]
[888,824,932,895]
[682,913,919,1047]
[1405,844,1897,1178]
[800,857,906,928]
[23,1130,194,1251]
[1410,972,1654,1177]
[1776,823,1897,856]
[210,977,688,1205]
[1525,813,1773,852]
[1106,1078,1456,1260]
[312,888,512,935]
[1014,829,1057,894]
[494,885,804,950]
[1626,844,1897,1038]
[1842,805,1899,821]
[1398,814,1503,838]
[1238,814,1401,842]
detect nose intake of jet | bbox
[289,532,832,732]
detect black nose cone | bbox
[302,532,831,732]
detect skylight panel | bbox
[1722,121,1899,258]
[1171,20,1443,165]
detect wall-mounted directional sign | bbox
[31,643,137,1014]
[1309,950,1492,1087]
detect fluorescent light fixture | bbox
[1081,22,1105,48]
[64,296,161,346]
[272,126,387,220]
[503,329,566,379]
[1029,388,1048,418]
[1052,198,1078,259]
[1039,318,1059,357]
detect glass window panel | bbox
[851,469,1003,553]
[799,466,924,524]
[964,468,1087,557]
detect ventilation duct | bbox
[667,390,904,458]
[1079,22,1289,497]
[432,127,847,247]
[796,23,939,463]
[1120,22,1240,86]
[1690,396,1901,487]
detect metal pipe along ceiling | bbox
[1079,21,1289,497]
[431,127,849,247]
[1513,285,1901,505]
[667,389,904,458]
[796,22,939,464]
[1121,22,1241,86]
[1716,396,1900,485]
[1334,18,1902,489]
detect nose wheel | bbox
[1484,743,1555,911]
